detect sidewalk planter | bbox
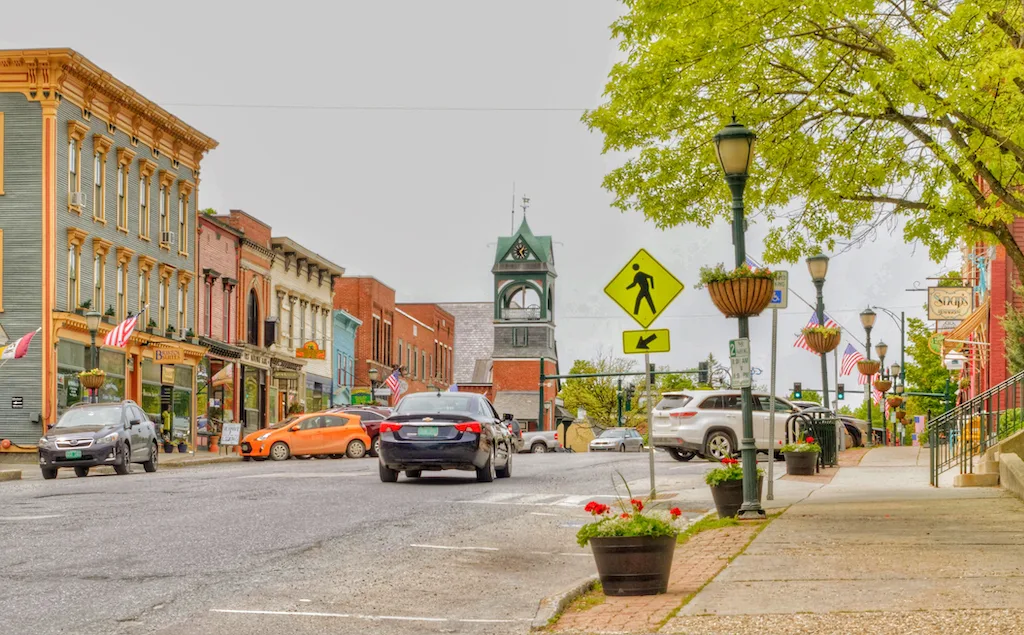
[78,369,106,390]
[163,442,175,453]
[873,379,892,392]
[590,536,676,596]
[802,327,841,354]
[177,442,188,453]
[697,263,775,318]
[857,360,880,376]
[709,475,764,518]
[783,451,819,475]
[208,434,221,453]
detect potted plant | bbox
[801,325,841,354]
[103,305,116,324]
[162,432,175,454]
[165,325,176,338]
[76,299,92,316]
[705,457,764,518]
[185,328,197,344]
[895,410,907,421]
[176,436,189,453]
[287,401,306,415]
[873,379,892,392]
[146,319,158,335]
[576,492,684,596]
[857,360,881,376]
[887,396,904,408]
[781,436,821,475]
[78,368,106,390]
[207,407,223,452]
[697,263,775,318]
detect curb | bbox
[531,575,599,631]
[161,456,242,469]
[0,469,22,482]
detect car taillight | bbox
[670,411,698,418]
[554,431,559,440]
[454,422,482,434]
[506,424,514,433]
[380,422,403,433]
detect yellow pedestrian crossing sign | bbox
[622,329,671,354]
[604,249,684,329]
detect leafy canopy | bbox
[585,0,1024,275]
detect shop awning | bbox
[211,364,234,387]
[942,298,989,357]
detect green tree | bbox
[559,351,645,429]
[584,2,1024,279]
[1000,288,1024,375]
[657,367,695,392]
[903,317,953,416]
[789,389,821,404]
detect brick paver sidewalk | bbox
[553,524,760,634]
[781,447,869,485]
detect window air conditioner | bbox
[70,192,87,207]
[161,231,175,245]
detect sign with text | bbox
[729,337,752,389]
[11,397,23,409]
[770,271,789,309]
[622,329,671,354]
[220,423,242,446]
[604,249,684,329]
[295,341,326,360]
[152,347,184,365]
[927,286,972,321]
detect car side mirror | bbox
[290,425,301,432]
[503,413,513,421]
[129,418,141,427]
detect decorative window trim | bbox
[67,227,88,248]
[177,179,193,257]
[67,120,89,142]
[91,134,111,224]
[115,146,135,166]
[138,255,157,274]
[115,246,134,266]
[67,121,88,213]
[138,158,157,177]
[92,237,113,259]
[0,229,4,311]
[114,149,134,234]
[0,113,4,195]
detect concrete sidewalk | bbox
[664,446,1024,634]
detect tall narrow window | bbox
[310,307,317,345]
[178,284,186,333]
[398,339,403,366]
[68,139,79,197]
[68,245,78,309]
[116,263,125,320]
[178,194,188,254]
[116,165,128,230]
[159,184,168,241]
[372,316,381,361]
[299,303,306,344]
[94,253,104,309]
[66,121,87,211]
[249,289,260,346]
[138,271,145,315]
[138,174,149,238]
[159,279,167,330]
[93,152,104,221]
[223,286,231,343]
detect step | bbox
[980,460,1002,475]
[954,472,1000,487]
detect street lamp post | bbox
[713,118,765,520]
[85,311,102,404]
[860,308,877,447]
[367,366,379,406]
[876,341,888,445]
[873,306,906,396]
[806,255,831,408]
[890,362,902,445]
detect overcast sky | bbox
[4,0,959,398]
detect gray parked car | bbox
[520,430,558,453]
[589,427,644,452]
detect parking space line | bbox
[410,544,499,552]
[209,609,530,623]
[0,514,64,521]
[529,512,559,517]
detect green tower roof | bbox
[494,217,553,264]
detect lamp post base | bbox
[737,506,767,521]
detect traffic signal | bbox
[793,382,803,400]
[697,361,710,385]
[625,385,635,411]
[837,383,845,400]
[649,363,656,385]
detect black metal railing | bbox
[928,370,1024,486]
[785,407,840,470]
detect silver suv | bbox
[651,390,798,461]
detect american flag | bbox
[745,255,759,268]
[385,369,403,405]
[840,344,864,376]
[794,312,840,351]
[103,307,145,348]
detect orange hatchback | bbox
[240,412,372,461]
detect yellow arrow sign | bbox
[622,329,671,354]
[604,249,684,328]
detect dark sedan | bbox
[327,405,392,457]
[378,392,514,483]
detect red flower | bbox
[630,498,644,512]
[806,436,814,443]
[584,501,598,513]
[621,513,630,519]
[585,501,610,516]
[721,457,739,465]
[669,507,682,519]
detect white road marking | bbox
[209,609,529,623]
[456,492,621,507]
[299,599,311,603]
[410,544,499,552]
[528,512,559,517]
[235,472,371,479]
[529,550,592,558]
[0,514,64,521]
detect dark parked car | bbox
[328,405,392,456]
[378,392,514,483]
[37,400,159,479]
[503,414,523,452]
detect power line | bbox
[163,102,590,113]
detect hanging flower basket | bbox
[78,369,106,390]
[872,379,892,392]
[802,326,841,354]
[895,410,907,421]
[887,396,904,408]
[857,360,880,376]
[698,264,775,318]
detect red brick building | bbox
[397,303,455,391]
[333,277,396,403]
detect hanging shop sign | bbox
[295,341,326,360]
[927,286,973,321]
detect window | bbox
[0,230,3,310]
[383,321,392,365]
[421,352,426,380]
[275,293,284,344]
[159,184,168,240]
[412,347,417,376]
[93,152,105,221]
[248,289,260,346]
[310,307,317,345]
[398,339,403,366]
[93,253,104,309]
[116,165,127,229]
[158,279,167,330]
[178,193,188,254]
[67,245,78,309]
[0,113,4,195]
[178,284,186,333]
[372,316,380,362]
[223,286,231,342]
[68,138,79,197]
[138,270,148,315]
[513,328,528,347]
[299,303,306,344]
[288,299,295,347]
[138,174,150,238]
[116,263,126,320]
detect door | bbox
[320,415,352,453]
[288,416,324,454]
[752,396,793,449]
[130,405,150,458]
[629,429,644,451]
[483,399,509,463]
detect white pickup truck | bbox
[520,430,559,453]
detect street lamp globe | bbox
[890,363,902,378]
[367,367,379,383]
[875,341,889,359]
[85,310,102,334]
[712,119,756,177]
[806,254,829,282]
[860,307,877,329]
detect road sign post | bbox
[605,249,685,500]
[766,270,787,500]
[729,338,751,389]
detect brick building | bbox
[333,277,396,404]
[396,303,455,392]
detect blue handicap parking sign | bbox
[771,290,782,304]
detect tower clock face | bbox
[513,243,529,260]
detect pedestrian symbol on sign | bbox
[627,264,656,316]
[604,249,684,329]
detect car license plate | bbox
[418,426,438,437]
[65,450,82,459]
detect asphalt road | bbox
[0,451,722,635]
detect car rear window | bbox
[655,395,691,410]
[395,394,477,415]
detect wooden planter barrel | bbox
[857,360,880,376]
[803,330,841,354]
[78,371,106,390]
[706,277,774,318]
[872,379,892,392]
[709,476,764,518]
[784,451,819,475]
[590,535,676,596]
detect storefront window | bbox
[98,349,126,404]
[141,359,161,421]
[56,341,87,417]
[306,381,324,413]
[173,366,193,445]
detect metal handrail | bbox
[928,369,1024,486]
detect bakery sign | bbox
[927,286,973,321]
[295,341,326,360]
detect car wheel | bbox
[269,441,290,461]
[531,443,547,454]
[476,448,496,483]
[41,468,58,480]
[113,444,131,475]
[294,454,312,460]
[242,456,252,462]
[667,448,695,462]
[74,466,90,478]
[618,444,625,452]
[379,460,399,483]
[406,469,422,478]
[346,439,367,459]
[705,432,734,461]
[370,436,381,457]
[329,454,344,459]
[496,450,512,479]
[143,443,158,473]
